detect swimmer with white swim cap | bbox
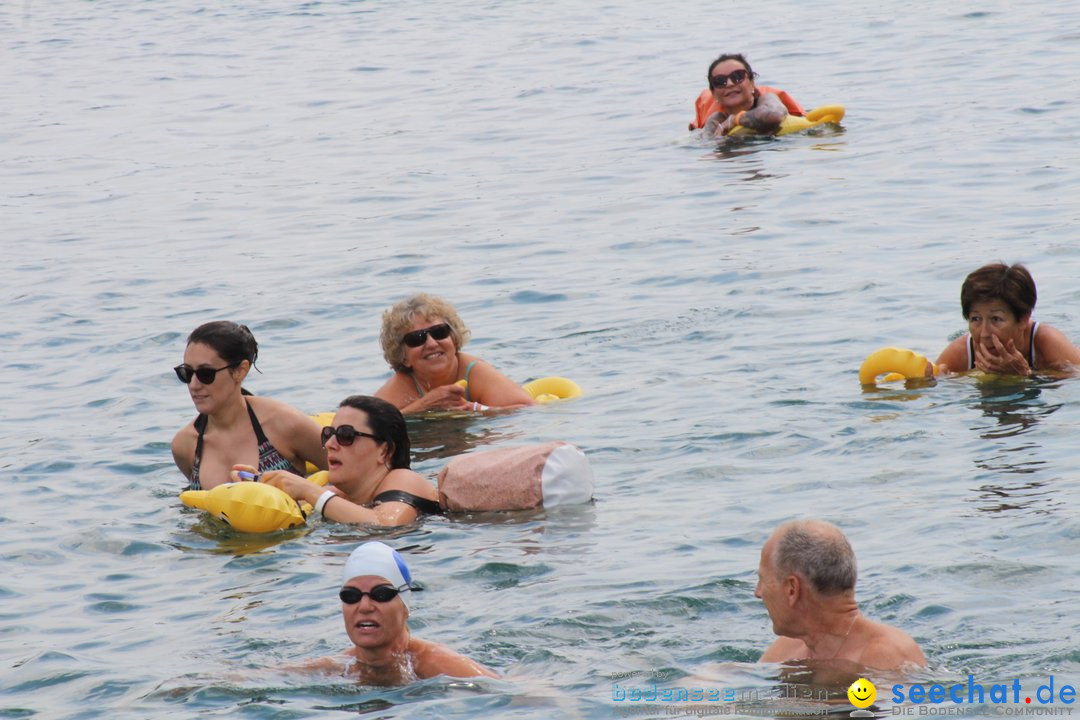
[303,542,497,685]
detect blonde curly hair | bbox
[380,294,471,373]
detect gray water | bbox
[3,1,1080,718]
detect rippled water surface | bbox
[4,1,1080,718]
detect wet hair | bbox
[706,53,755,84]
[960,263,1037,321]
[379,294,471,373]
[338,395,412,469]
[773,521,856,595]
[186,321,259,366]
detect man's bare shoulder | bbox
[760,635,809,663]
[860,621,927,670]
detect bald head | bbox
[769,520,857,595]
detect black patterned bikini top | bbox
[187,400,304,491]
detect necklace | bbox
[831,612,859,660]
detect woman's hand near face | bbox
[974,334,1031,375]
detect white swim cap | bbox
[342,542,415,607]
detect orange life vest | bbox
[691,86,805,130]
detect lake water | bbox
[4,1,1080,718]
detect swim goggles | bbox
[339,584,406,604]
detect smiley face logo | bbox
[848,678,876,708]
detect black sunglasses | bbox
[321,424,378,447]
[174,362,239,385]
[339,584,402,604]
[402,323,452,348]
[709,68,749,90]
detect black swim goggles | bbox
[174,362,239,384]
[709,68,749,90]
[321,425,378,447]
[401,323,452,348]
[339,584,407,604]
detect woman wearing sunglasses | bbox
[688,53,805,136]
[301,542,497,683]
[244,395,440,525]
[171,321,327,491]
[373,294,534,414]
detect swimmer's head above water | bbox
[326,541,497,684]
[755,520,927,672]
[706,53,758,115]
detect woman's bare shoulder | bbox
[1035,323,1080,368]
[409,637,498,680]
[382,469,438,501]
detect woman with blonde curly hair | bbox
[373,294,534,414]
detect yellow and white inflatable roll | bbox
[859,347,937,385]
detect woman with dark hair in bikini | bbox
[170,321,327,490]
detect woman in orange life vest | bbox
[688,53,804,137]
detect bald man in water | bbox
[755,520,927,670]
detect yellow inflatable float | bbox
[521,376,583,404]
[729,104,845,137]
[180,471,330,533]
[859,347,937,386]
[460,375,583,404]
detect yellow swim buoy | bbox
[521,376,583,403]
[181,482,307,533]
[310,411,335,428]
[729,104,845,137]
[181,472,331,533]
[859,347,937,385]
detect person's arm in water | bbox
[374,373,471,414]
[171,426,196,480]
[461,361,535,410]
[239,467,433,526]
[936,336,969,376]
[291,640,498,681]
[707,92,788,137]
[410,638,499,680]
